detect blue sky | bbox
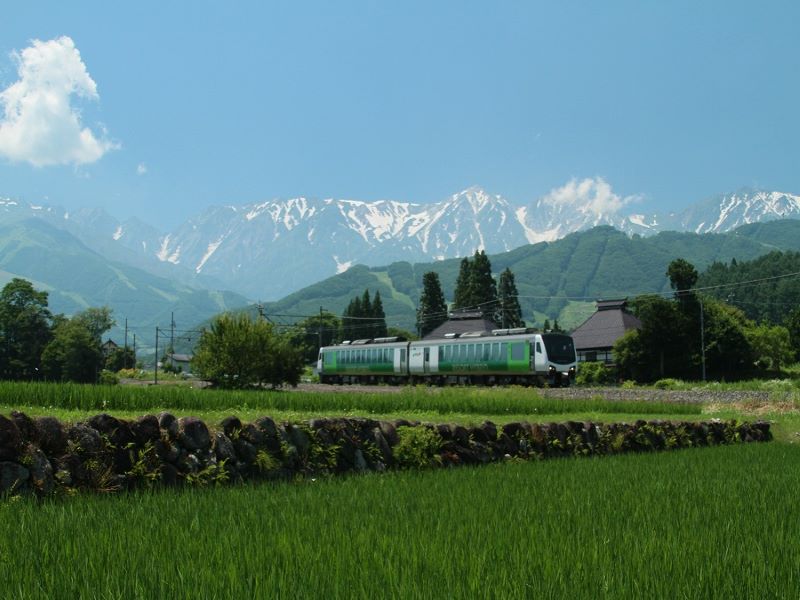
[1,1,798,228]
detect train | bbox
[316,328,577,387]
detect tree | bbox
[667,258,699,307]
[72,307,114,343]
[747,323,793,371]
[469,250,497,311]
[106,346,136,372]
[452,250,497,312]
[370,290,388,338]
[192,313,304,388]
[417,272,448,337]
[341,290,386,340]
[0,278,53,380]
[615,295,691,381]
[785,307,800,362]
[496,268,523,328]
[41,319,103,383]
[289,312,342,363]
[452,258,473,310]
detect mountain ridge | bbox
[2,186,800,302]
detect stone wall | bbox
[0,411,772,497]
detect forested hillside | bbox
[264,221,800,332]
[698,251,800,324]
[0,219,249,348]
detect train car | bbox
[317,330,577,387]
[407,329,576,386]
[317,337,409,384]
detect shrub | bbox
[98,370,119,386]
[653,378,682,390]
[394,426,442,469]
[576,362,615,386]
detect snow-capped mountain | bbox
[1,186,799,301]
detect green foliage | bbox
[786,307,800,362]
[416,271,448,337]
[496,268,524,328]
[71,307,115,343]
[191,312,304,388]
[575,361,615,386]
[287,312,341,362]
[105,347,136,371]
[0,277,53,380]
[667,258,698,298]
[41,318,104,383]
[393,426,443,469]
[698,251,800,324]
[653,378,682,390]
[341,289,387,340]
[746,323,794,371]
[452,250,497,312]
[98,370,119,386]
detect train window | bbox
[438,346,444,361]
[400,349,406,363]
[482,344,490,360]
[536,342,542,354]
[511,343,525,361]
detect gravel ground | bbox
[292,383,796,404]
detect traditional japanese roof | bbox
[570,298,641,351]
[423,312,499,340]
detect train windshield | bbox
[542,334,575,364]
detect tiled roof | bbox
[424,317,499,340]
[571,305,641,351]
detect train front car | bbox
[317,337,409,385]
[408,329,549,386]
[538,333,577,386]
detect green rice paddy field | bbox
[1,382,799,598]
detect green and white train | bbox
[317,329,577,386]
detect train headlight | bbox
[548,366,556,374]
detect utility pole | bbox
[319,306,323,350]
[170,312,175,354]
[154,326,159,385]
[124,318,129,369]
[699,297,706,382]
[133,334,136,369]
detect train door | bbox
[394,347,408,374]
[532,336,543,373]
[423,347,430,373]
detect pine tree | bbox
[496,268,523,328]
[452,258,473,310]
[416,271,448,337]
[452,251,497,313]
[371,290,387,338]
[360,290,372,338]
[469,250,497,311]
[543,318,551,332]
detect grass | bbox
[0,443,797,598]
[0,381,702,420]
[1,381,798,597]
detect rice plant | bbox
[0,443,796,598]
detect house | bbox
[423,309,499,340]
[101,339,119,359]
[570,299,641,364]
[165,353,193,374]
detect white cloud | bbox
[540,177,640,215]
[0,36,118,166]
[136,162,147,175]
